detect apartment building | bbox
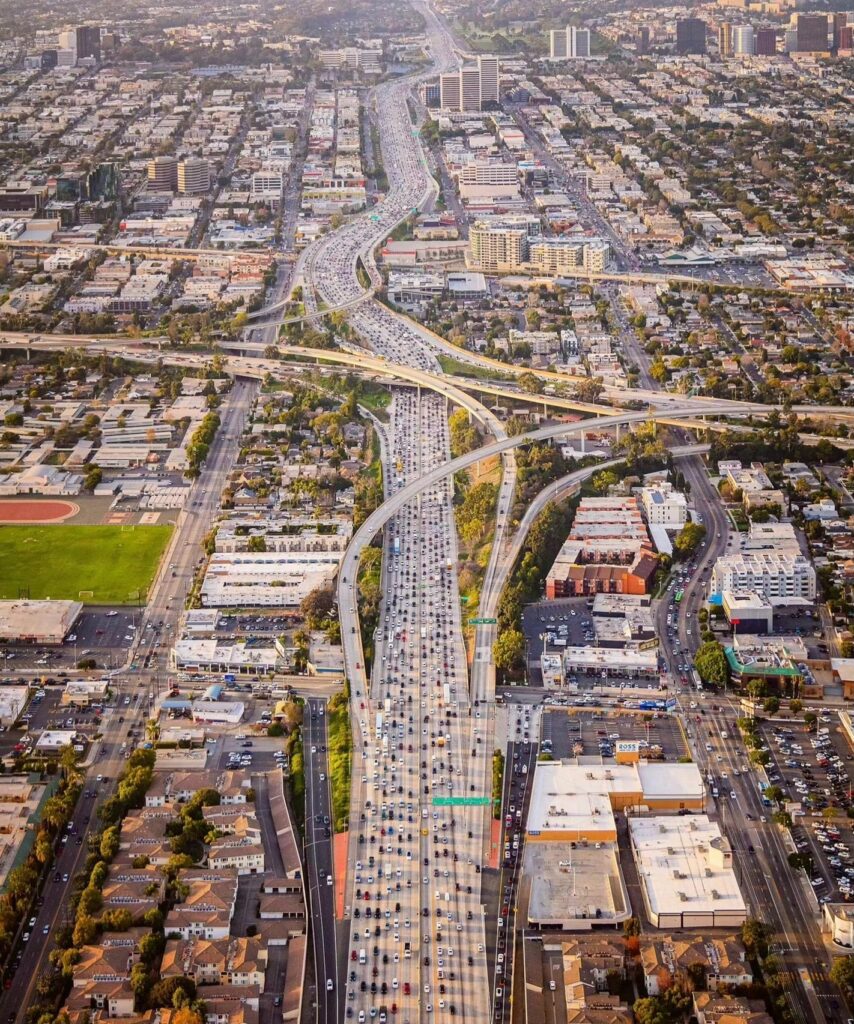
[711,552,816,605]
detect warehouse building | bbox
[629,816,747,928]
[0,600,82,644]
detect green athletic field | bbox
[0,525,173,605]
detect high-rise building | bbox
[177,158,211,195]
[569,27,591,57]
[637,26,651,54]
[549,28,568,58]
[146,156,178,192]
[76,25,101,59]
[478,56,499,104]
[833,12,850,48]
[755,27,777,55]
[676,18,707,54]
[40,49,58,70]
[468,223,529,272]
[424,81,440,107]
[439,72,461,110]
[719,22,734,55]
[733,25,755,54]
[795,13,829,51]
[460,65,481,110]
[838,24,854,48]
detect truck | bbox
[359,948,367,964]
[442,683,451,706]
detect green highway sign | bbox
[432,796,491,806]
[468,617,497,625]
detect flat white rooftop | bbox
[528,761,705,836]
[629,815,746,928]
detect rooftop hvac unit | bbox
[667,847,675,855]
[711,890,720,900]
[689,820,697,831]
[705,868,713,877]
[672,869,681,879]
[678,891,688,902]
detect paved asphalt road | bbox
[303,699,339,1024]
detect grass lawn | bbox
[438,354,511,381]
[0,525,173,604]
[327,689,353,833]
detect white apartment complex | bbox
[640,483,689,528]
[711,552,816,605]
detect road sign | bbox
[432,796,491,806]
[468,617,497,625]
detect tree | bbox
[493,628,525,672]
[299,587,335,629]
[247,535,266,552]
[694,641,728,687]
[741,918,771,959]
[829,955,854,994]
[763,696,780,717]
[149,976,196,1009]
[789,699,802,715]
[804,711,817,732]
[517,372,543,395]
[673,521,706,559]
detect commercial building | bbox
[549,26,591,58]
[200,551,342,608]
[637,26,651,53]
[795,13,829,51]
[733,25,755,54]
[721,591,773,634]
[75,25,101,60]
[755,27,777,54]
[719,22,734,55]
[147,156,178,192]
[438,59,499,111]
[478,56,499,104]
[711,551,816,605]
[0,599,82,644]
[177,158,211,195]
[439,72,461,110]
[527,761,706,843]
[629,816,747,928]
[171,639,283,676]
[457,162,519,201]
[0,687,28,727]
[460,65,482,111]
[676,18,707,54]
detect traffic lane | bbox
[304,701,338,1024]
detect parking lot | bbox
[0,608,142,671]
[760,715,854,903]
[540,708,688,761]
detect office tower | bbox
[637,26,650,54]
[733,25,755,54]
[177,158,211,195]
[755,27,777,54]
[676,18,707,54]
[40,49,58,70]
[569,27,591,57]
[833,12,850,48]
[58,29,77,52]
[460,65,481,110]
[719,21,734,55]
[424,81,440,107]
[796,13,829,51]
[439,72,461,110]
[478,56,499,104]
[549,28,568,58]
[838,24,854,48]
[146,156,179,191]
[76,25,101,59]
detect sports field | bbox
[0,525,173,604]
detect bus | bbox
[675,589,684,603]
[691,669,703,692]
